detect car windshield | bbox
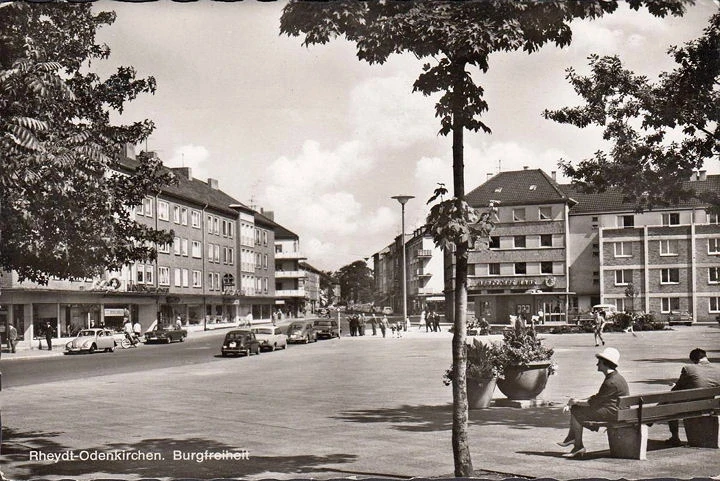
[314,321,333,327]
[77,330,96,337]
[226,332,249,341]
[289,325,304,332]
[253,328,273,335]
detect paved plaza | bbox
[1,324,719,480]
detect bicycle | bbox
[118,334,143,349]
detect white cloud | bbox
[167,144,211,181]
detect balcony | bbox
[275,251,307,260]
[275,289,306,298]
[417,249,432,258]
[275,270,305,279]
[416,269,432,277]
[418,287,438,295]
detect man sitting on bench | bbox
[558,347,630,458]
[666,348,720,446]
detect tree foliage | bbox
[280,1,689,475]
[335,260,374,304]
[0,2,175,284]
[544,10,719,211]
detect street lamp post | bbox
[392,195,414,331]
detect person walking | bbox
[44,321,55,350]
[380,315,388,338]
[623,313,638,337]
[7,323,18,353]
[370,314,378,336]
[593,310,606,347]
[133,320,142,341]
[558,347,629,458]
[665,348,720,446]
[419,309,427,331]
[432,311,441,332]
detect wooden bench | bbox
[583,386,720,460]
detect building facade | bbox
[273,223,307,318]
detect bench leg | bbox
[607,425,648,460]
[684,416,720,448]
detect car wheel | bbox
[89,344,96,354]
[166,337,172,344]
[304,337,309,344]
[180,336,185,342]
[221,352,227,357]
[270,344,276,352]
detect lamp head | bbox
[391,195,414,205]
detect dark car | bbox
[666,310,694,326]
[221,330,260,357]
[287,321,317,344]
[313,319,339,339]
[144,325,187,344]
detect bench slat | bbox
[616,398,720,422]
[618,386,720,409]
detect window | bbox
[223,247,229,265]
[615,298,627,312]
[207,215,214,234]
[708,213,720,224]
[213,217,220,235]
[614,241,632,257]
[710,297,720,313]
[539,207,552,220]
[174,268,181,287]
[467,264,475,276]
[180,208,188,226]
[264,278,268,293]
[157,242,170,254]
[145,265,154,285]
[208,272,215,290]
[617,215,634,228]
[158,267,170,286]
[488,263,500,276]
[214,245,220,263]
[228,222,234,239]
[661,297,680,313]
[709,238,720,255]
[659,239,678,256]
[662,212,680,226]
[541,261,553,274]
[489,236,500,249]
[181,238,189,257]
[512,208,525,222]
[228,248,235,266]
[207,244,214,263]
[514,262,527,275]
[136,265,145,284]
[173,237,181,256]
[214,273,220,290]
[615,269,632,285]
[143,197,153,217]
[191,210,201,228]
[192,270,202,288]
[514,235,526,248]
[157,201,169,221]
[263,231,267,245]
[263,253,268,269]
[709,267,720,284]
[182,268,189,287]
[540,234,553,247]
[173,205,181,224]
[191,241,202,258]
[661,268,680,284]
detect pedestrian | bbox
[359,313,366,336]
[419,309,427,331]
[558,347,629,458]
[665,348,720,446]
[44,321,54,350]
[623,313,638,337]
[176,315,183,328]
[380,315,388,338]
[133,319,142,340]
[370,314,378,336]
[593,310,606,347]
[433,311,441,332]
[7,322,18,353]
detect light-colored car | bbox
[286,321,317,344]
[251,325,287,351]
[64,328,116,354]
[592,304,618,319]
[666,310,694,326]
[382,306,394,315]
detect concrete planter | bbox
[496,361,551,400]
[467,376,497,409]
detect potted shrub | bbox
[443,338,501,409]
[494,322,557,400]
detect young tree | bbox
[0,2,174,284]
[280,1,688,475]
[544,11,720,211]
[335,260,374,304]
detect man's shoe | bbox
[665,437,682,447]
[562,447,586,458]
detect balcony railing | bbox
[274,251,307,260]
[275,289,306,297]
[417,249,432,257]
[275,270,305,278]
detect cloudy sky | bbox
[94,0,718,272]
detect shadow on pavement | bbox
[334,404,570,432]
[7,435,357,479]
[635,377,676,386]
[632,357,691,364]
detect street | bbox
[1,325,720,480]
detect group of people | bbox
[123,317,143,344]
[418,309,441,332]
[558,346,720,458]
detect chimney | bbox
[699,170,707,181]
[486,173,493,181]
[207,178,219,189]
[123,143,136,160]
[171,167,192,180]
[264,210,274,221]
[551,171,557,181]
[523,166,529,170]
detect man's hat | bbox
[596,347,620,367]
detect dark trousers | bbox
[46,336,52,350]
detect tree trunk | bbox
[450,61,473,477]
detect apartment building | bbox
[0,149,290,347]
[274,223,307,317]
[373,168,720,324]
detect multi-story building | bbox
[373,167,720,324]
[0,148,297,348]
[299,261,322,314]
[274,223,307,317]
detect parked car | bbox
[313,319,340,339]
[286,321,317,344]
[145,324,187,344]
[221,329,260,357]
[592,304,618,319]
[64,328,116,354]
[666,310,694,326]
[382,306,394,315]
[251,325,287,351]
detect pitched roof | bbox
[466,169,575,207]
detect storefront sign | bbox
[104,308,126,317]
[473,279,536,288]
